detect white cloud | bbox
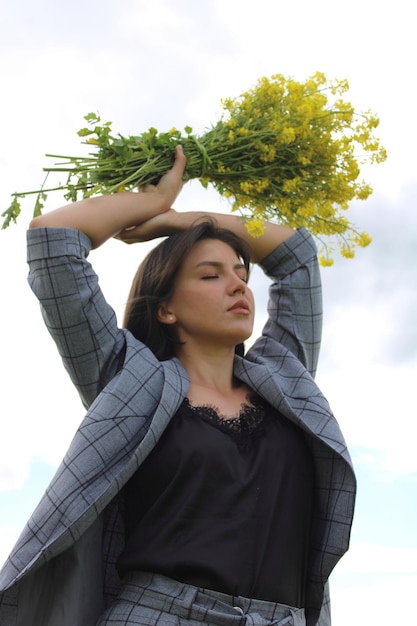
[335,541,417,575]
[330,541,417,625]
[317,355,417,475]
[331,573,417,626]
[0,526,23,571]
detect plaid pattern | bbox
[96,571,306,626]
[0,227,355,626]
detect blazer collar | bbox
[233,355,353,465]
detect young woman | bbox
[0,146,356,626]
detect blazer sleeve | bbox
[27,227,128,409]
[252,228,323,378]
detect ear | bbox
[157,303,176,325]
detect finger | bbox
[171,144,187,174]
[115,226,141,242]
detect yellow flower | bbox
[280,127,296,144]
[254,179,270,192]
[282,177,301,193]
[319,256,335,267]
[260,145,276,163]
[330,78,349,95]
[372,146,388,164]
[221,97,234,111]
[355,232,372,247]
[356,184,372,200]
[340,244,355,259]
[245,217,265,237]
[239,181,252,194]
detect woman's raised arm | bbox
[117,209,296,264]
[29,145,187,249]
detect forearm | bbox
[29,192,169,249]
[166,211,296,263]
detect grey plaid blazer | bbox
[0,227,356,626]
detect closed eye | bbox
[201,274,248,283]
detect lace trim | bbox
[181,394,267,451]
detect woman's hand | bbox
[115,209,179,243]
[144,144,187,205]
[115,145,187,244]
[137,144,186,202]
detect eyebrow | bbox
[193,261,247,272]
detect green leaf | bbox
[64,185,78,202]
[33,191,47,217]
[77,127,94,137]
[1,196,21,229]
[84,112,100,123]
[184,125,193,135]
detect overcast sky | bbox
[0,2,416,624]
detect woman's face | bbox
[161,238,255,351]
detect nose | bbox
[229,274,246,295]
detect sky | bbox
[0,1,416,624]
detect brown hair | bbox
[123,219,251,360]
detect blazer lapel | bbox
[126,358,190,464]
[143,358,189,440]
[234,355,352,464]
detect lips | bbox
[228,299,250,314]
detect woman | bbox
[0,146,355,626]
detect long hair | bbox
[123,219,251,360]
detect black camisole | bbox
[117,395,314,608]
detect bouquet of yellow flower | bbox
[2,72,386,263]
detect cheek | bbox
[172,287,218,317]
[247,289,255,310]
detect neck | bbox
[176,344,238,394]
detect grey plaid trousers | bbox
[96,572,306,626]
